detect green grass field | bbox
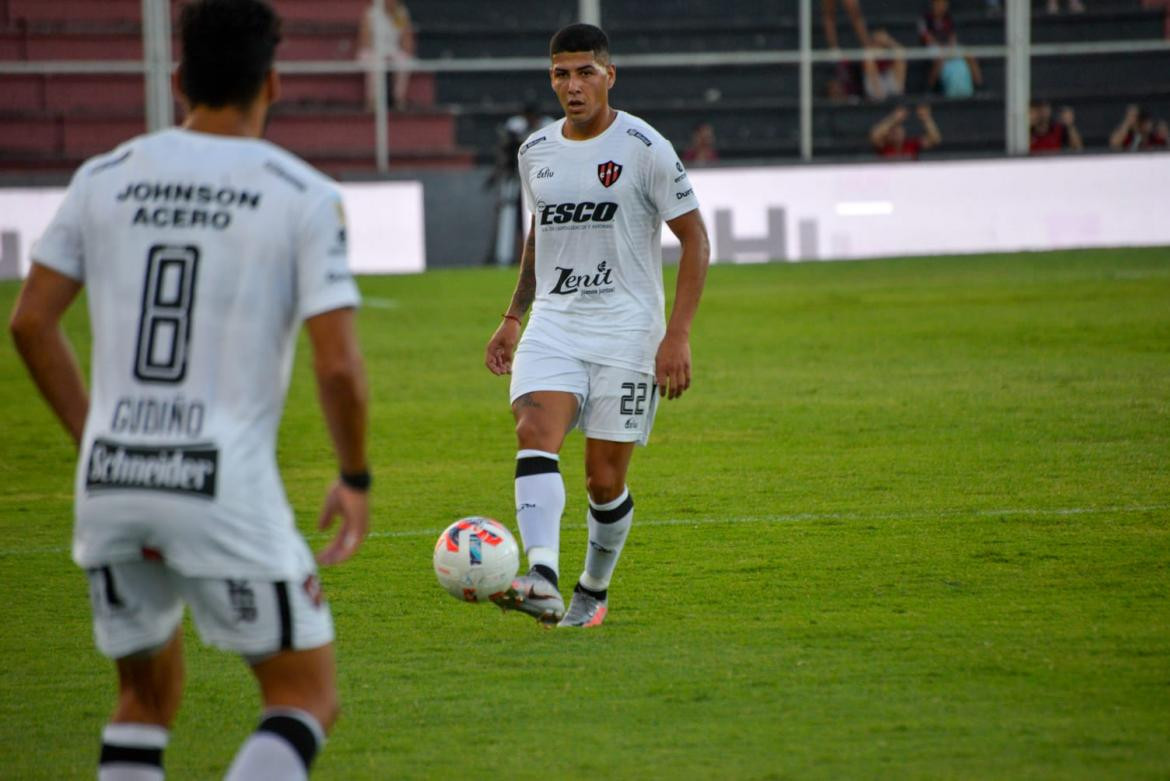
[1,248,1168,779]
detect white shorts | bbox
[85,559,334,660]
[510,339,659,445]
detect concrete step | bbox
[0,146,476,179]
[0,71,436,112]
[5,0,371,25]
[0,110,464,158]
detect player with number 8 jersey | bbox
[33,126,357,579]
[10,2,370,778]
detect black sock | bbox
[576,581,607,601]
[531,564,558,588]
[99,723,168,780]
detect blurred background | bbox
[0,0,1167,268]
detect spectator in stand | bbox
[357,0,416,111]
[1029,99,1084,153]
[683,122,720,166]
[1046,0,1086,13]
[822,0,869,104]
[826,61,863,103]
[1109,104,1170,150]
[822,0,870,50]
[870,104,942,160]
[862,28,907,102]
[919,0,983,97]
[1141,0,1170,40]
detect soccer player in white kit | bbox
[8,2,370,778]
[484,24,710,627]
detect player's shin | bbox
[514,449,565,585]
[580,488,633,595]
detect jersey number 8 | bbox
[133,244,200,384]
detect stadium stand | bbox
[416,0,1169,162]
[0,0,1167,176]
[0,0,473,176]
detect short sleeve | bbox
[518,147,536,217]
[295,190,361,321]
[648,135,699,223]
[31,169,88,281]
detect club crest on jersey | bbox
[597,161,623,188]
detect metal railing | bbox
[0,0,1166,171]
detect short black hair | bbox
[178,0,281,108]
[549,23,610,63]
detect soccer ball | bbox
[433,516,520,603]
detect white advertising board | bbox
[0,180,425,278]
[666,152,1170,263]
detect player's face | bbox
[550,51,615,132]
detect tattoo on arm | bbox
[510,228,537,315]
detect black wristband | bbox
[339,469,371,491]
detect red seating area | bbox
[0,0,473,177]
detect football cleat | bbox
[492,570,565,626]
[557,584,608,628]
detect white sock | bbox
[99,723,169,781]
[224,708,324,781]
[514,449,564,578]
[580,488,633,592]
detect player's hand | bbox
[485,319,521,375]
[1059,106,1075,126]
[655,330,692,400]
[316,480,369,566]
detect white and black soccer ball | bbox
[433,516,520,603]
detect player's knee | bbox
[514,416,554,450]
[586,472,624,505]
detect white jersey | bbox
[517,111,699,373]
[32,128,360,579]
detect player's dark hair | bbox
[549,23,610,63]
[178,0,282,108]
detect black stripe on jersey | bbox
[519,136,547,156]
[516,455,560,478]
[88,149,133,177]
[258,714,319,769]
[263,160,306,192]
[275,582,293,650]
[626,128,653,146]
[99,744,162,768]
[591,493,634,524]
[101,566,125,608]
